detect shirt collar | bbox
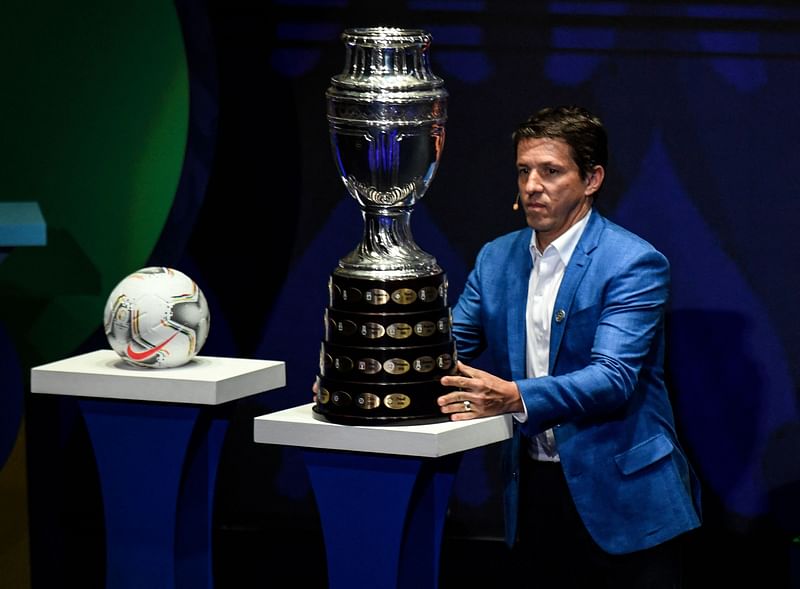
[529,208,593,266]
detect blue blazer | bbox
[451,211,701,555]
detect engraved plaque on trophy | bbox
[313,27,456,424]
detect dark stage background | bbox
[3,1,800,587]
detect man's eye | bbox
[547,168,559,175]
[518,168,529,176]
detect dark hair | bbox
[512,106,608,181]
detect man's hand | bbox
[438,361,523,420]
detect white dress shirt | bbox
[520,209,592,461]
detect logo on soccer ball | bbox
[103,267,211,368]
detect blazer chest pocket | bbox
[557,303,600,361]
[561,302,600,330]
[614,433,674,476]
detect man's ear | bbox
[585,165,605,196]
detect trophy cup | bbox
[313,27,456,424]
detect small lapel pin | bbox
[555,309,566,323]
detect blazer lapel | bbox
[507,228,533,381]
[549,212,604,373]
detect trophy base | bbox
[313,377,457,425]
[316,269,457,426]
[311,404,450,427]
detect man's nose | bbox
[523,171,544,193]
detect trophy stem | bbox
[336,207,441,280]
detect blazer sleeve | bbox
[451,244,489,364]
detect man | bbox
[437,105,701,588]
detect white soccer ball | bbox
[103,267,210,368]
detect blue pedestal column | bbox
[303,449,462,589]
[79,399,229,589]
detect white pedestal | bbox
[254,402,512,457]
[31,349,286,589]
[31,349,286,403]
[254,403,512,589]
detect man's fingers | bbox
[438,391,461,406]
[455,360,472,375]
[441,374,465,388]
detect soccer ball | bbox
[103,267,210,368]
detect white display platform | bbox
[254,402,513,458]
[31,349,286,404]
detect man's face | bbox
[516,137,603,250]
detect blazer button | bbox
[555,309,566,323]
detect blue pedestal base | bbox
[303,449,462,589]
[79,399,229,589]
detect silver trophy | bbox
[314,27,456,424]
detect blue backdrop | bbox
[22,1,800,587]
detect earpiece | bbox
[513,193,520,211]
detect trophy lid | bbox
[342,27,431,48]
[330,27,446,94]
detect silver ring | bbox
[463,400,471,412]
